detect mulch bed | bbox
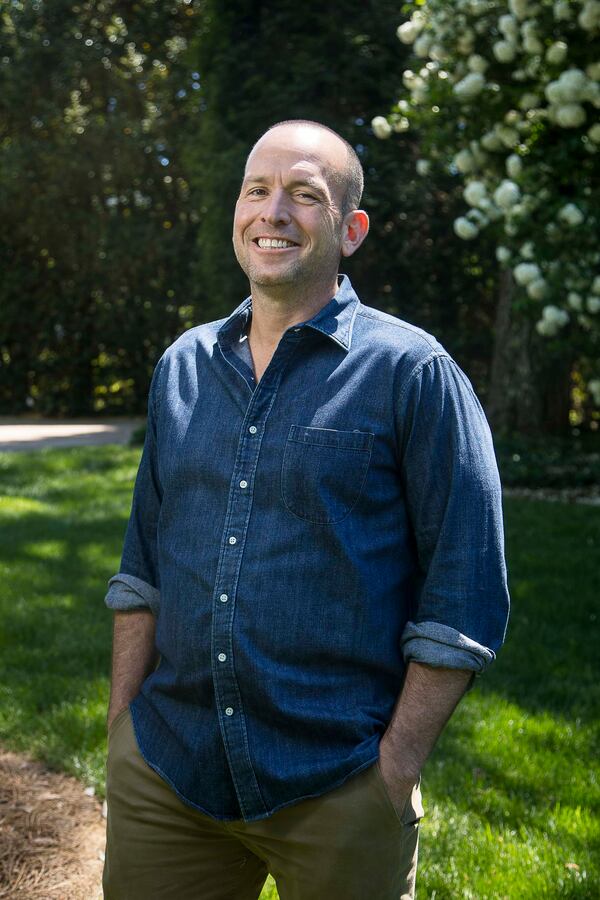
[0,748,105,899]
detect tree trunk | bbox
[487,267,542,435]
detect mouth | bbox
[252,237,300,250]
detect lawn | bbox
[0,445,598,898]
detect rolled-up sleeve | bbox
[104,360,164,615]
[396,352,510,673]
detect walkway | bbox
[0,418,144,452]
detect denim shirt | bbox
[105,275,509,822]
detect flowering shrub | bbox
[375,0,599,401]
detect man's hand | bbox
[377,661,473,813]
[107,609,158,732]
[377,748,419,819]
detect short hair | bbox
[259,119,364,216]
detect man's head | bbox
[263,120,364,217]
[232,120,369,297]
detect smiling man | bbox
[103,120,509,899]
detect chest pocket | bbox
[281,425,374,525]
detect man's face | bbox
[232,125,349,294]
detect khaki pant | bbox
[103,708,421,900]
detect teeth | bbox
[257,238,296,249]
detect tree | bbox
[0,0,199,414]
[374,0,600,433]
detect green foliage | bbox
[0,0,200,414]
[0,447,599,897]
[1,1,507,415]
[496,432,600,487]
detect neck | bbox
[248,277,339,350]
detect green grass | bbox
[0,446,598,898]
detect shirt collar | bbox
[217,274,360,353]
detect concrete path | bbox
[0,418,145,452]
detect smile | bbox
[254,238,299,249]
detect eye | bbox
[296,191,318,201]
[247,187,267,197]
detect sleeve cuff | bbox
[400,621,496,673]
[105,573,160,616]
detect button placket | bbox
[210,332,303,820]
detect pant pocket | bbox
[373,761,424,827]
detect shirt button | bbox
[239,480,248,489]
[228,536,237,545]
[218,652,227,662]
[248,425,257,434]
[219,593,228,602]
[225,707,234,716]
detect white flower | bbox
[586,62,600,81]
[546,41,568,65]
[429,44,447,62]
[454,216,479,239]
[579,1,600,32]
[416,159,431,176]
[397,21,419,45]
[506,154,523,178]
[592,275,600,294]
[496,246,511,263]
[496,125,519,148]
[587,296,600,313]
[371,116,392,139]
[457,31,475,55]
[481,130,504,151]
[453,72,486,101]
[519,92,540,110]
[558,203,585,226]
[414,34,433,58]
[527,278,548,299]
[559,69,588,100]
[494,179,521,209]
[588,123,600,143]
[520,241,534,259]
[468,54,488,73]
[509,0,530,21]
[556,104,587,128]
[402,69,417,89]
[554,0,572,19]
[499,13,519,40]
[392,117,410,132]
[494,41,517,63]
[454,149,476,173]
[588,379,600,405]
[585,81,600,106]
[464,180,487,207]
[527,37,544,55]
[514,262,541,285]
[568,292,583,310]
[542,304,570,327]
[467,209,489,228]
[536,319,555,336]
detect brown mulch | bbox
[0,748,105,899]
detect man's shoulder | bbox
[355,302,446,360]
[159,316,229,361]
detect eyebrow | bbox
[243,174,329,197]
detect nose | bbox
[261,189,291,225]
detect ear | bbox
[341,210,369,258]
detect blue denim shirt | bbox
[105,275,509,822]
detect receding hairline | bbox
[247,119,364,215]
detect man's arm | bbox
[378,661,473,811]
[107,609,158,730]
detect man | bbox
[103,120,509,899]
